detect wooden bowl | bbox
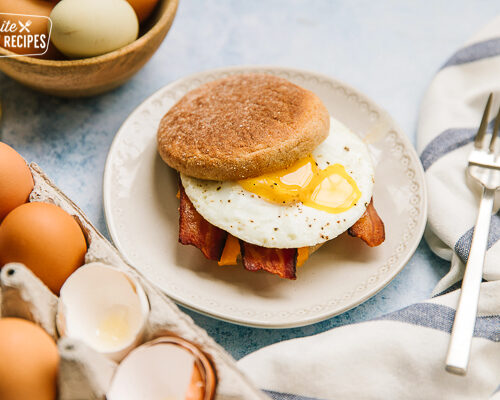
[0,0,178,97]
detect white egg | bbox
[181,118,374,248]
[50,0,139,59]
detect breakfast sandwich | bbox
[157,73,384,280]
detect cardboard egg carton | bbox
[0,163,266,400]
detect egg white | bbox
[181,118,374,248]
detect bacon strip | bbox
[179,185,228,260]
[240,241,297,280]
[348,199,385,247]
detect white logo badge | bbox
[0,13,52,57]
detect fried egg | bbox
[181,118,374,248]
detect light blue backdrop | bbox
[2,0,499,359]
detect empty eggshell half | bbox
[107,336,216,400]
[56,262,149,362]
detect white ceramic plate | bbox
[103,66,427,328]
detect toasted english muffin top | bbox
[157,73,330,180]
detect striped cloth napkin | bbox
[237,16,500,400]
[419,16,500,296]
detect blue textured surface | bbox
[1,0,499,360]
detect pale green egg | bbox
[50,0,139,59]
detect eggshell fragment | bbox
[50,0,139,58]
[57,262,150,362]
[107,337,215,400]
[0,142,34,222]
[0,318,59,400]
[0,202,87,294]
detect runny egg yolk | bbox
[238,155,361,214]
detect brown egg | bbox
[126,0,159,23]
[0,142,34,222]
[0,202,87,294]
[0,0,59,58]
[0,318,59,400]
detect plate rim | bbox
[103,65,428,329]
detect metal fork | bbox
[446,93,500,375]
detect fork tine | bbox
[475,93,493,149]
[489,105,500,153]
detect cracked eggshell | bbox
[107,337,216,400]
[56,262,150,362]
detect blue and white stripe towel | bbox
[419,16,500,295]
[237,17,500,400]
